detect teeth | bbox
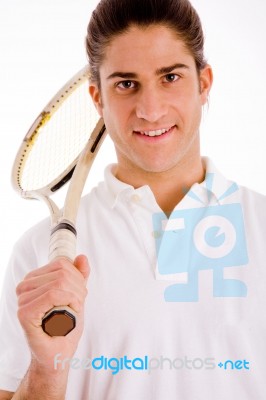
[139,127,171,137]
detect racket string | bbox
[20,81,99,191]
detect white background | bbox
[0,0,266,291]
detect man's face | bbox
[90,24,212,179]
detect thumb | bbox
[74,254,90,283]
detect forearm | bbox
[12,359,69,400]
[12,256,89,400]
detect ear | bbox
[89,83,103,117]
[199,65,213,105]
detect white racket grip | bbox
[49,222,77,262]
[45,223,77,336]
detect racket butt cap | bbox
[42,308,76,336]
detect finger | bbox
[24,258,75,279]
[16,266,86,296]
[17,278,88,307]
[17,289,84,330]
[74,255,90,283]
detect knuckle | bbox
[17,294,24,307]
[46,289,59,302]
[55,271,70,290]
[25,270,36,279]
[52,278,67,291]
[17,306,26,324]
[55,258,73,270]
[56,268,69,281]
[72,298,82,313]
[52,259,65,269]
[16,281,24,296]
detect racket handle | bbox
[43,222,77,336]
[49,221,77,261]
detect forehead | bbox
[100,24,195,76]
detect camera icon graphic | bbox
[152,203,248,302]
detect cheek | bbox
[101,108,124,147]
[102,99,130,135]
[178,93,202,120]
[101,93,117,122]
[179,96,202,134]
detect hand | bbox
[16,255,89,373]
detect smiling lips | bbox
[135,126,174,137]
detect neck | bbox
[115,155,205,215]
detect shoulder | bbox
[8,216,50,284]
[239,184,266,216]
[236,185,266,240]
[205,158,266,220]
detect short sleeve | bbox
[0,220,50,391]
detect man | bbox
[0,0,266,398]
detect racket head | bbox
[11,65,103,199]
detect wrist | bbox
[14,358,70,400]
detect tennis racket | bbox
[11,65,107,337]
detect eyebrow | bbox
[156,63,189,75]
[107,63,189,80]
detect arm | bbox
[8,255,89,399]
[11,360,69,400]
[0,364,68,400]
[0,391,14,400]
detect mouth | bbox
[134,126,175,138]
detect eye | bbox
[163,73,180,83]
[116,80,136,89]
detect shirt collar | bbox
[103,157,240,209]
[199,157,240,205]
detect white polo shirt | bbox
[0,157,266,399]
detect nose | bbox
[135,85,168,122]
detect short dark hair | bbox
[86,0,207,84]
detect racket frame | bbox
[11,66,107,336]
[12,65,93,200]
